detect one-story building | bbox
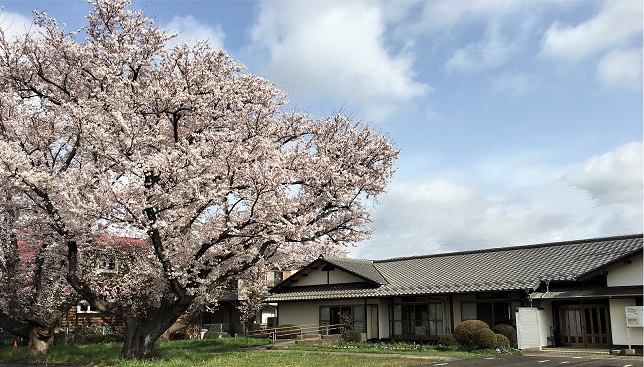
[267,234,643,350]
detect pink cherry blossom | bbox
[0,0,397,359]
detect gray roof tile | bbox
[320,256,388,285]
[268,234,643,302]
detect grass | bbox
[0,338,437,367]
[281,341,521,358]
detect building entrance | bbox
[556,304,611,347]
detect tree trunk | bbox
[121,309,183,360]
[26,325,54,356]
[159,304,202,341]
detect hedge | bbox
[492,324,517,347]
[495,333,511,349]
[342,330,362,343]
[454,320,490,348]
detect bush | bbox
[203,330,220,339]
[472,329,496,349]
[276,324,301,339]
[53,333,70,345]
[495,333,511,350]
[74,333,124,344]
[437,333,458,347]
[168,332,190,340]
[454,320,490,348]
[492,324,517,347]
[342,330,362,343]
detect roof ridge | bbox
[325,256,372,263]
[373,233,643,263]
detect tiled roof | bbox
[320,256,388,285]
[268,234,643,301]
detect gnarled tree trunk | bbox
[122,307,184,360]
[26,325,55,356]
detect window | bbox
[319,305,366,333]
[266,271,283,287]
[98,257,118,273]
[390,297,444,337]
[77,301,99,314]
[461,301,511,327]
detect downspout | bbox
[540,280,550,299]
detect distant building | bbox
[268,234,643,351]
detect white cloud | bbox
[0,10,38,39]
[540,0,642,64]
[413,0,523,33]
[565,141,643,205]
[444,23,514,73]
[493,72,538,95]
[597,48,643,90]
[352,142,643,259]
[163,15,225,51]
[248,1,429,121]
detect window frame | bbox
[319,305,366,333]
[390,297,445,337]
[77,301,100,314]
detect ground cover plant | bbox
[0,337,432,367]
[283,340,521,358]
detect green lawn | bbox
[0,338,437,367]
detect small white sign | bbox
[625,306,643,327]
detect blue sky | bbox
[1,0,642,259]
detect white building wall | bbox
[292,269,364,287]
[607,255,643,287]
[278,299,379,335]
[606,254,643,347]
[610,299,644,346]
[278,302,320,331]
[537,301,553,347]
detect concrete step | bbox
[295,334,322,340]
[540,347,610,355]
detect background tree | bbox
[0,0,397,360]
[0,188,78,355]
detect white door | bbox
[367,305,379,339]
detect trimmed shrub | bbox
[454,320,490,348]
[495,333,511,350]
[276,324,301,339]
[492,324,517,348]
[437,333,458,347]
[472,329,496,349]
[343,330,362,343]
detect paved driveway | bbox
[416,355,643,367]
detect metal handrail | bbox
[245,323,343,343]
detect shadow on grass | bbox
[0,338,269,366]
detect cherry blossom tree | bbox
[0,187,78,355]
[0,0,397,360]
